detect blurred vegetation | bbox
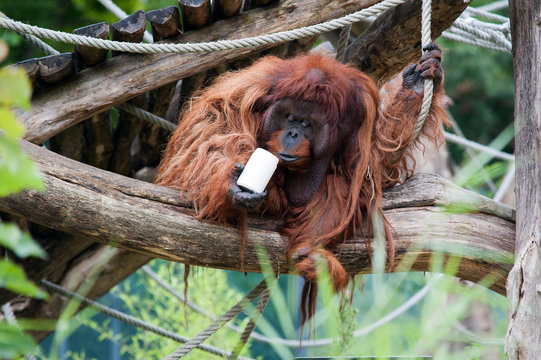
[0,0,515,358]
[0,47,47,359]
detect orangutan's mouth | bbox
[278,153,299,162]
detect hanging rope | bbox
[335,24,352,63]
[164,277,273,359]
[405,0,434,151]
[0,0,405,55]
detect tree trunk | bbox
[505,0,541,358]
[0,141,515,300]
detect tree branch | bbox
[17,0,469,144]
[0,141,515,296]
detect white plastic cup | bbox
[237,148,279,193]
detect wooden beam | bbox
[17,0,469,144]
[73,22,109,67]
[111,10,146,56]
[178,0,211,30]
[505,0,541,358]
[12,58,39,85]
[37,53,74,84]
[0,141,515,297]
[146,6,181,41]
[213,0,242,20]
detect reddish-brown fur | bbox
[156,54,448,327]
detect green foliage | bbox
[0,67,44,196]
[440,39,514,166]
[0,322,36,359]
[0,223,47,259]
[0,259,47,298]
[0,45,47,359]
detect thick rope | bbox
[408,0,434,148]
[143,265,277,345]
[39,280,252,359]
[443,131,514,161]
[0,14,59,56]
[18,32,60,56]
[452,19,511,52]
[442,6,511,53]
[228,283,273,360]
[466,5,509,23]
[1,303,39,360]
[1,302,17,324]
[335,24,352,63]
[119,103,177,132]
[164,277,271,359]
[0,0,405,55]
[442,28,510,53]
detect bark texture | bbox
[505,0,541,358]
[0,141,516,300]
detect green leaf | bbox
[0,108,25,139]
[0,137,44,196]
[0,321,36,359]
[0,260,48,299]
[0,223,47,259]
[0,67,31,109]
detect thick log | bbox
[178,0,211,30]
[345,0,469,84]
[13,58,39,85]
[213,0,242,20]
[146,6,181,41]
[84,112,114,169]
[137,82,177,168]
[0,141,515,297]
[49,123,85,162]
[505,0,541,358]
[243,0,280,11]
[112,10,146,56]
[19,0,396,144]
[285,35,319,58]
[108,96,146,176]
[73,22,109,67]
[165,80,184,123]
[37,53,74,84]
[177,71,208,113]
[110,11,147,175]
[74,23,114,173]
